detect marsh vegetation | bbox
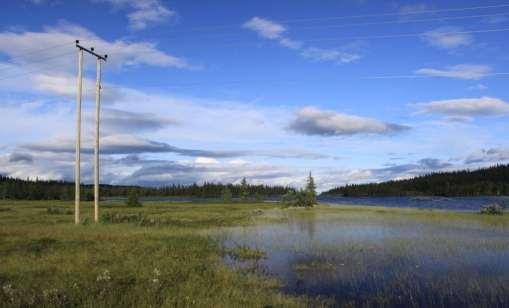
[2,200,509,306]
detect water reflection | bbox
[221,210,509,306]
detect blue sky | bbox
[1,0,509,190]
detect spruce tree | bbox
[305,172,317,206]
[240,177,249,202]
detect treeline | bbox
[0,175,292,200]
[323,164,509,197]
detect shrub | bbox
[221,187,233,203]
[46,207,73,215]
[281,190,313,208]
[480,203,505,215]
[126,190,142,207]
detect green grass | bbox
[2,200,509,307]
[0,200,317,307]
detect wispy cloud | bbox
[415,64,492,80]
[422,27,473,50]
[301,47,361,64]
[243,17,287,39]
[94,0,176,30]
[288,106,410,137]
[243,17,360,64]
[465,148,509,164]
[415,97,509,117]
[468,84,488,91]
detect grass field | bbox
[0,200,321,307]
[2,200,509,307]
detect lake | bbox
[121,195,509,212]
[221,207,509,306]
[319,195,509,211]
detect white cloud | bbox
[0,22,192,73]
[243,17,286,39]
[301,47,361,64]
[415,97,509,117]
[95,0,176,30]
[195,157,219,165]
[465,148,509,164]
[415,64,492,80]
[243,17,361,64]
[468,84,488,91]
[288,106,410,136]
[422,27,473,50]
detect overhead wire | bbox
[125,3,509,37]
[0,41,74,61]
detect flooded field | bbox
[221,207,509,306]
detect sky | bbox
[1,0,509,191]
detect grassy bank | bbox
[0,200,317,307]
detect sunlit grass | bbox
[0,200,317,307]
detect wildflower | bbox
[2,284,14,300]
[152,268,161,284]
[42,288,59,299]
[96,269,111,282]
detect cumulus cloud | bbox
[415,97,509,117]
[422,27,473,50]
[415,64,492,80]
[288,106,410,136]
[94,0,176,30]
[243,17,361,64]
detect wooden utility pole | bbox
[75,40,107,224]
[94,57,102,222]
[75,43,84,225]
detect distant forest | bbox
[0,175,292,200]
[323,164,509,197]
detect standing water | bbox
[221,208,509,306]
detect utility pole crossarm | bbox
[75,40,108,61]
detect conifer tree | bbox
[240,177,249,201]
[305,172,317,206]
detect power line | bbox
[120,11,509,43]
[295,12,509,31]
[0,41,74,61]
[126,3,509,37]
[280,27,509,44]
[280,3,509,23]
